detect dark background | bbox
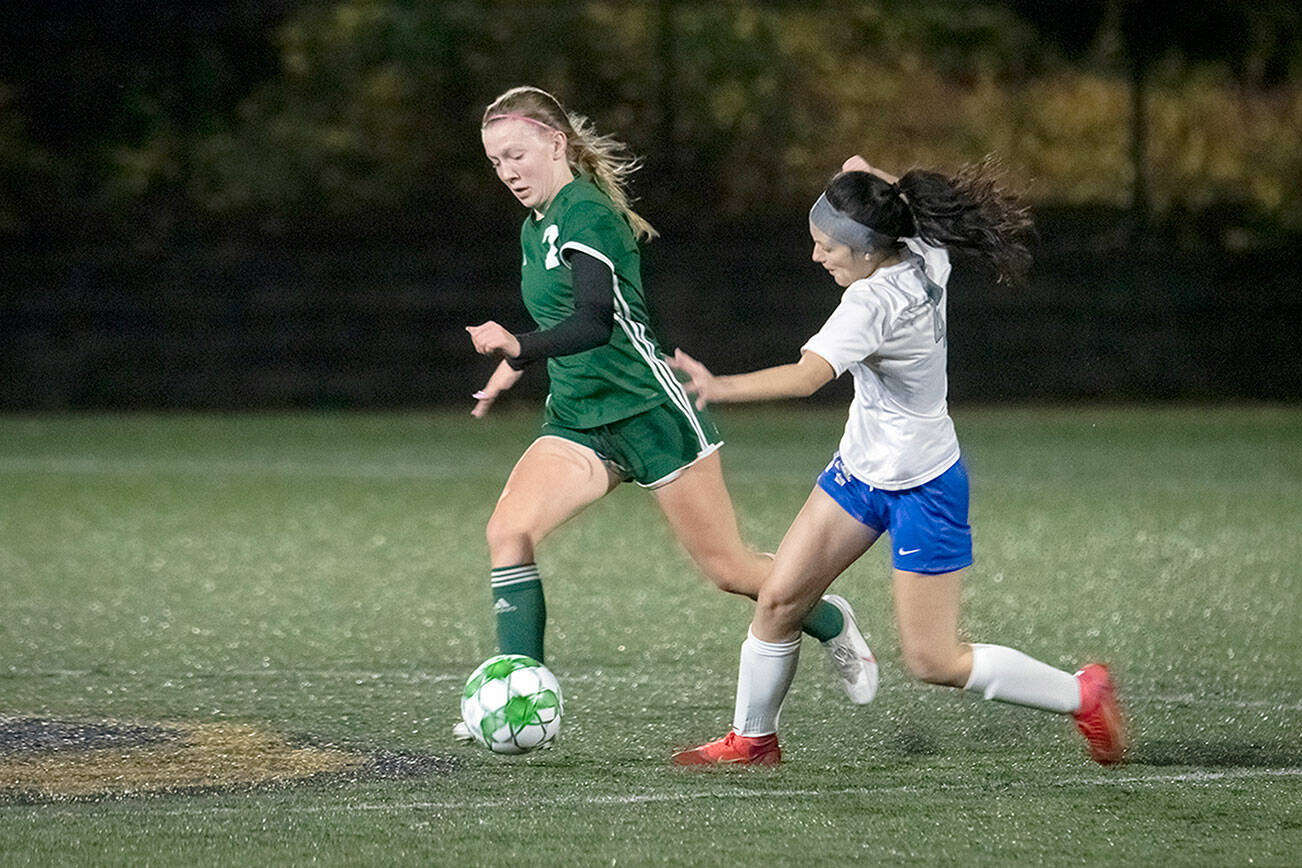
[3,1,1300,409]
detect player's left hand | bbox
[466,321,521,358]
[668,348,717,410]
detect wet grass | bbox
[1,406,1300,865]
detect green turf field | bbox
[1,406,1299,865]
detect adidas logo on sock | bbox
[493,597,517,614]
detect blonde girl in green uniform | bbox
[459,87,879,740]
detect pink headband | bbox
[483,112,558,132]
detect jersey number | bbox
[542,224,561,270]
[923,276,947,343]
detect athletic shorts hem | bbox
[530,434,626,481]
[817,453,973,574]
[538,401,722,488]
[638,441,723,490]
[893,556,974,576]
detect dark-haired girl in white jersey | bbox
[670,156,1126,766]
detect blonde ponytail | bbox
[483,86,658,242]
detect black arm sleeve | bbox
[507,250,615,370]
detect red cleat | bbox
[1073,663,1127,765]
[672,731,781,766]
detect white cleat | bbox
[820,594,879,704]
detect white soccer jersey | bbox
[801,238,960,490]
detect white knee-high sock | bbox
[963,643,1081,713]
[732,629,801,736]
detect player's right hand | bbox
[470,389,497,418]
[469,360,524,418]
[668,348,716,410]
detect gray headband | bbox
[809,192,893,252]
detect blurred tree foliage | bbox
[1,0,1300,246]
[1009,0,1302,231]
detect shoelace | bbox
[719,731,775,760]
[830,644,864,680]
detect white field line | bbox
[1145,693,1302,711]
[6,668,1301,712]
[9,768,1301,820]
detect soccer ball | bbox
[460,654,563,754]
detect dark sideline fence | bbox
[3,215,1299,410]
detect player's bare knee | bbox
[485,511,535,563]
[901,645,963,686]
[754,586,806,633]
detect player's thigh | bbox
[892,567,966,656]
[651,452,763,577]
[492,435,619,539]
[753,486,881,638]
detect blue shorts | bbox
[817,454,973,575]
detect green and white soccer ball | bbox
[460,654,563,754]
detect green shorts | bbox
[540,400,722,489]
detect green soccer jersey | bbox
[519,175,682,429]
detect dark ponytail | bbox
[826,157,1034,285]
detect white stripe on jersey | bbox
[560,240,710,451]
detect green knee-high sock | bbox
[801,598,845,643]
[490,563,546,663]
